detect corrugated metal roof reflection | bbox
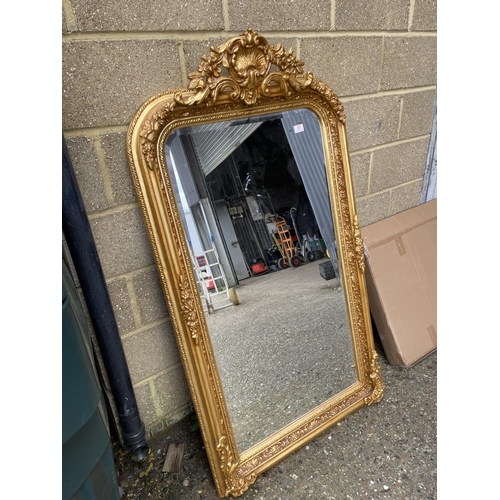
[188,122,262,176]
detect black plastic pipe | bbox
[62,136,148,461]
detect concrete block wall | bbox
[62,0,437,436]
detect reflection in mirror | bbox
[165,109,357,454]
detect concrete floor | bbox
[115,258,437,499]
[206,258,357,453]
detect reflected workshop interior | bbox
[166,108,341,314]
[165,108,356,454]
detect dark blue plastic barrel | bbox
[62,260,120,500]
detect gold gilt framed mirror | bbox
[127,29,384,498]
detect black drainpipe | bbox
[62,135,148,461]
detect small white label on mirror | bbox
[294,123,304,133]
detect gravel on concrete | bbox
[114,334,436,500]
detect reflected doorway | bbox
[166,109,341,311]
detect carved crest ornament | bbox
[127,30,383,498]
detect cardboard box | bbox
[361,199,437,366]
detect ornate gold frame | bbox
[127,30,383,498]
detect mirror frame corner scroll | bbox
[126,29,384,498]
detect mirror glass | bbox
[165,108,357,454]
